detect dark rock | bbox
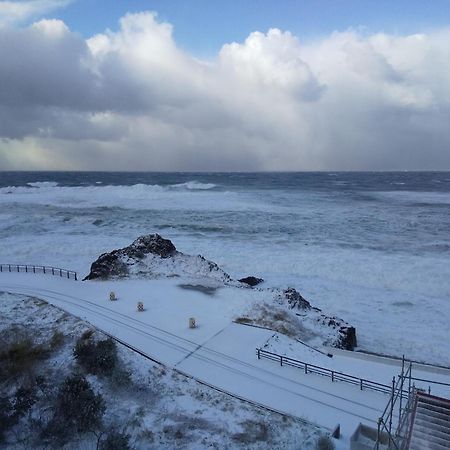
[123,234,176,259]
[337,326,357,351]
[84,234,176,280]
[84,252,129,280]
[283,288,311,309]
[238,276,264,287]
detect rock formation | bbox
[83,234,230,282]
[84,234,357,351]
[238,276,264,287]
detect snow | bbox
[0,289,323,450]
[2,270,449,447]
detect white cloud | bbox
[0,12,450,170]
[0,0,72,27]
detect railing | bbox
[0,264,77,280]
[256,348,401,396]
[375,360,414,450]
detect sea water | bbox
[0,172,449,365]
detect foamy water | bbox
[0,172,449,364]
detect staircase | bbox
[408,393,450,450]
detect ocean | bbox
[1,171,449,364]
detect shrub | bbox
[109,366,132,388]
[0,396,15,443]
[0,385,37,443]
[13,386,37,417]
[74,336,118,376]
[43,373,105,444]
[49,330,65,350]
[316,435,335,450]
[100,430,131,450]
[57,374,105,432]
[0,330,48,382]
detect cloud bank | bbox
[0,0,72,27]
[1,12,450,170]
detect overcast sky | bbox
[1,0,450,171]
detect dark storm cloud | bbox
[0,13,449,170]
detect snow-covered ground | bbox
[2,271,449,447]
[0,290,325,450]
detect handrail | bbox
[0,263,77,281]
[407,376,450,388]
[256,347,405,396]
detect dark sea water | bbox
[0,171,449,363]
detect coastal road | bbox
[0,272,396,439]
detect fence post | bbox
[331,371,334,382]
[33,266,35,273]
[60,269,62,276]
[43,267,46,274]
[9,264,11,272]
[280,356,283,367]
[75,272,77,281]
[305,363,308,374]
[17,265,19,272]
[25,266,28,273]
[388,376,395,444]
[376,417,381,450]
[399,355,405,425]
[360,379,363,390]
[257,348,260,359]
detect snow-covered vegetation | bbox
[0,292,326,449]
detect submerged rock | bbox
[238,276,264,287]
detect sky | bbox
[0,0,450,171]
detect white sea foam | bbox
[170,181,217,190]
[0,182,279,212]
[27,181,59,188]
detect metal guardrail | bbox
[0,264,77,280]
[256,347,400,396]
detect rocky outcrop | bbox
[83,234,230,282]
[279,288,357,350]
[84,234,357,351]
[238,276,264,287]
[338,326,357,350]
[84,234,175,280]
[283,287,311,309]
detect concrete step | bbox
[411,426,450,448]
[415,407,450,427]
[418,401,450,419]
[407,394,450,450]
[414,416,450,440]
[416,408,450,430]
[409,433,450,450]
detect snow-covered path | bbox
[1,272,449,442]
